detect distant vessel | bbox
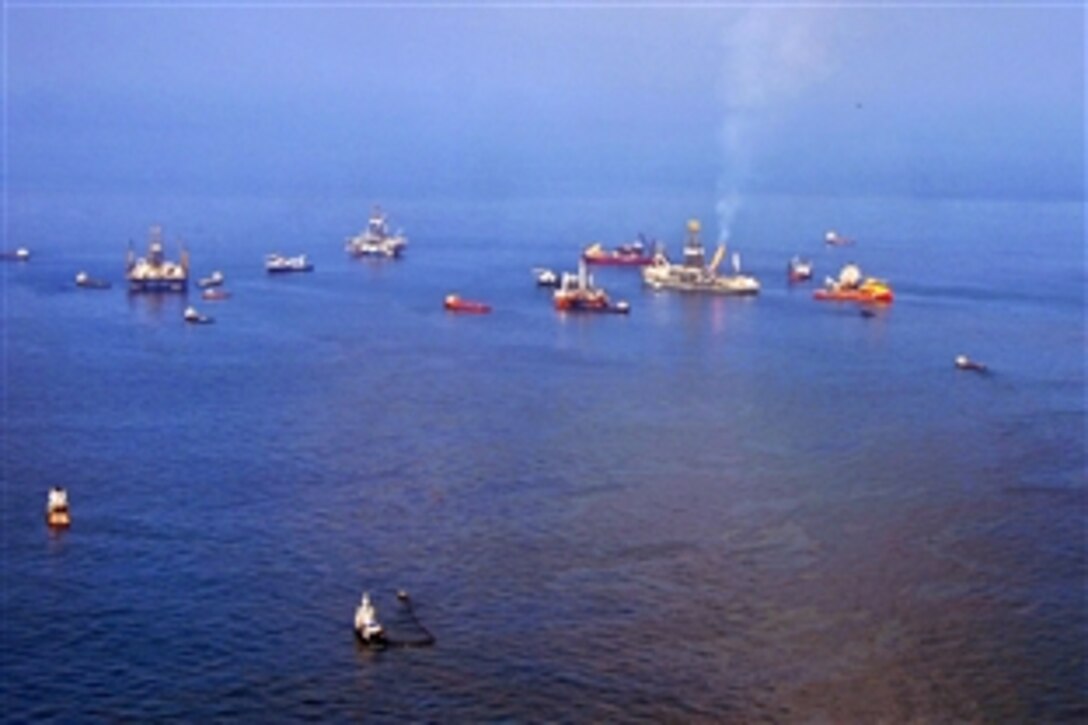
[198,270,224,288]
[265,253,314,273]
[955,354,987,372]
[201,288,231,301]
[813,263,893,303]
[75,271,111,289]
[2,247,30,262]
[346,206,408,258]
[554,260,630,313]
[46,487,70,528]
[444,294,492,314]
[126,226,189,293]
[354,592,385,645]
[824,230,854,247]
[533,267,560,287]
[642,220,760,295]
[582,236,654,266]
[788,256,813,282]
[183,305,214,324]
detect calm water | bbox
[2,191,1085,721]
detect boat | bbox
[444,294,492,314]
[126,226,189,292]
[1,247,30,262]
[46,487,70,528]
[554,260,630,313]
[824,230,854,247]
[533,267,559,287]
[74,271,111,289]
[813,263,894,303]
[265,253,313,273]
[183,306,214,324]
[955,355,987,372]
[201,288,231,301]
[788,256,813,282]
[642,219,760,295]
[197,270,224,288]
[346,206,408,258]
[582,237,654,266]
[354,592,386,645]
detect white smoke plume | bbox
[718,8,838,244]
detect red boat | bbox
[202,288,232,301]
[444,294,492,314]
[553,262,630,313]
[582,240,654,266]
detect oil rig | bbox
[126,225,189,293]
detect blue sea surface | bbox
[2,191,1085,721]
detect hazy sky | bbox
[6,3,1084,201]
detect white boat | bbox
[788,256,813,282]
[183,305,214,324]
[2,247,30,261]
[533,267,559,287]
[198,270,225,288]
[75,271,111,289]
[354,592,385,644]
[265,253,313,273]
[346,206,408,258]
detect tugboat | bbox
[554,260,630,313]
[265,253,314,273]
[46,487,70,528]
[346,206,408,258]
[1,247,30,262]
[354,592,386,646]
[183,305,214,324]
[126,226,189,292]
[197,270,224,288]
[642,219,760,295]
[788,256,813,282]
[582,236,655,266]
[444,294,492,314]
[813,263,894,303]
[75,271,112,289]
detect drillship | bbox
[345,206,408,258]
[126,226,189,293]
[642,219,760,295]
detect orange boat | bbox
[813,279,894,303]
[444,294,492,314]
[582,239,654,266]
[553,261,630,313]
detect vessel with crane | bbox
[642,219,760,295]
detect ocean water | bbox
[2,191,1084,721]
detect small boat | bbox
[533,267,560,287]
[582,237,655,266]
[2,247,30,262]
[46,487,70,528]
[75,271,111,289]
[955,355,988,373]
[346,206,408,258]
[444,294,492,314]
[813,264,893,303]
[554,260,630,313]
[354,592,386,645]
[265,253,313,273]
[197,270,225,288]
[788,256,813,282]
[824,230,854,247]
[183,305,214,324]
[201,288,232,301]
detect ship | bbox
[126,226,189,293]
[265,253,314,273]
[642,220,760,295]
[582,236,655,266]
[813,263,894,304]
[346,206,408,258]
[554,260,630,313]
[788,256,813,282]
